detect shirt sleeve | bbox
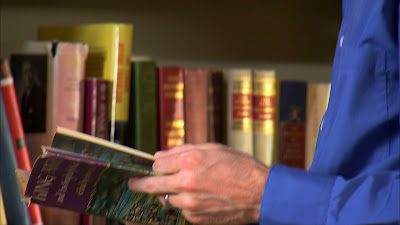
[259,154,400,225]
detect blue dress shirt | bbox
[260,1,400,224]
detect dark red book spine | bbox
[207,70,224,143]
[184,68,208,144]
[84,78,110,140]
[0,59,43,225]
[158,66,185,150]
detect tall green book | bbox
[124,57,159,154]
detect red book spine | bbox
[184,68,208,144]
[0,59,43,225]
[84,78,110,140]
[158,66,185,150]
[207,71,224,143]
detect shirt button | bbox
[340,35,344,47]
[320,119,324,131]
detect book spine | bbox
[110,25,133,144]
[253,70,278,166]
[0,59,32,170]
[84,78,110,140]
[0,59,43,225]
[184,68,209,144]
[54,42,87,132]
[0,90,31,225]
[224,69,253,155]
[158,66,185,150]
[125,59,159,154]
[207,70,224,143]
[10,50,49,164]
[278,81,307,169]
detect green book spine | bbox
[125,58,159,154]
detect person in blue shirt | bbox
[128,1,400,224]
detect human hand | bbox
[128,143,270,225]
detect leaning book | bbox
[23,127,186,225]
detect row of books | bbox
[0,22,331,225]
[128,62,331,171]
[3,22,133,225]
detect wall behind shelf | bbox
[0,0,341,81]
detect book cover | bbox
[223,68,253,155]
[24,127,186,225]
[38,23,134,143]
[253,70,279,166]
[158,66,185,150]
[305,82,330,170]
[0,90,31,225]
[125,57,159,154]
[10,40,88,225]
[278,80,307,169]
[183,68,209,144]
[0,58,43,224]
[207,70,224,143]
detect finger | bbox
[154,144,195,159]
[128,175,178,194]
[153,147,210,174]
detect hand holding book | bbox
[128,143,270,225]
[23,127,186,225]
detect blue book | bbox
[0,90,32,225]
[278,80,307,169]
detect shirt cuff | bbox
[259,164,336,225]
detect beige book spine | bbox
[253,70,279,166]
[223,68,253,156]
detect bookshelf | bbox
[0,0,341,81]
[0,1,340,224]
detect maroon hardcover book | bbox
[158,66,185,150]
[84,78,110,140]
[184,68,208,144]
[207,70,224,143]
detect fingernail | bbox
[154,150,168,158]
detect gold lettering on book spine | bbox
[253,77,276,134]
[165,119,185,149]
[232,76,253,132]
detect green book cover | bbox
[125,57,159,154]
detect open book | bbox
[22,127,186,225]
